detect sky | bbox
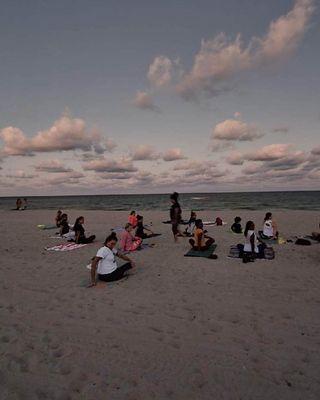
[0,0,319,195]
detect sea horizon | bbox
[1,190,319,211]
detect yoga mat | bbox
[45,243,87,251]
[184,244,217,258]
[37,224,57,230]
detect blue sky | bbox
[0,0,319,195]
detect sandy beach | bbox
[1,208,320,400]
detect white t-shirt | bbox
[244,230,259,253]
[96,246,118,275]
[263,220,273,237]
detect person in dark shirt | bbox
[170,192,184,242]
[59,213,70,236]
[73,216,96,244]
[231,216,242,234]
[135,215,154,239]
[55,210,63,227]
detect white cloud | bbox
[212,119,262,141]
[83,157,138,173]
[132,91,158,111]
[173,0,315,99]
[130,145,159,161]
[147,56,173,87]
[162,148,187,161]
[35,159,72,173]
[0,114,106,156]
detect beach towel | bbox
[184,244,217,258]
[37,224,57,230]
[203,221,227,226]
[45,243,87,251]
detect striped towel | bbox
[45,243,87,251]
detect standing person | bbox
[261,212,278,239]
[120,223,142,251]
[135,215,154,239]
[128,211,138,228]
[73,216,96,244]
[16,198,22,210]
[170,192,184,242]
[189,219,215,251]
[88,232,136,287]
[55,210,63,227]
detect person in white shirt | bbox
[261,212,278,239]
[88,232,135,287]
[244,221,264,259]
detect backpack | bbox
[264,247,275,260]
[228,245,240,258]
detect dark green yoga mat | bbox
[184,244,217,258]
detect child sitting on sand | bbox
[189,219,215,251]
[59,213,70,236]
[120,223,142,251]
[135,215,154,239]
[73,216,96,244]
[88,232,135,287]
[231,216,242,233]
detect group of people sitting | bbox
[231,212,279,240]
[55,211,96,244]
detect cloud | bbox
[211,141,234,152]
[83,157,138,173]
[6,170,35,179]
[132,91,158,111]
[35,159,72,173]
[0,114,106,156]
[46,171,85,186]
[212,119,262,141]
[311,145,320,155]
[130,145,159,161]
[245,143,292,161]
[226,151,245,165]
[147,56,173,87]
[162,148,187,161]
[174,0,315,99]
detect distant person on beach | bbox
[231,216,242,233]
[170,192,184,242]
[16,198,22,210]
[184,211,197,236]
[189,219,215,251]
[135,215,154,239]
[244,221,264,258]
[59,213,70,236]
[22,198,28,210]
[260,212,278,239]
[120,223,142,251]
[55,210,63,227]
[74,216,96,244]
[88,232,135,287]
[128,211,138,228]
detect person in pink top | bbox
[128,211,138,228]
[120,223,142,251]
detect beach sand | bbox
[1,209,319,400]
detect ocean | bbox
[1,191,319,211]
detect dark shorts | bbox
[98,262,132,282]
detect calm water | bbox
[1,191,319,211]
